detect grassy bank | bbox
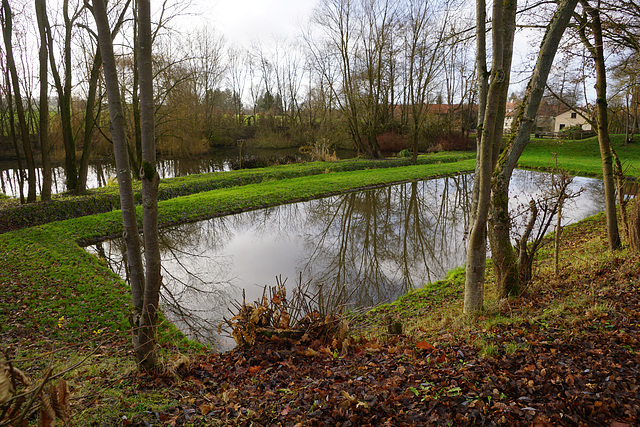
[519,134,640,176]
[5,192,638,424]
[1,156,476,347]
[0,151,474,233]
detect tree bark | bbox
[135,0,161,371]
[35,0,52,201]
[2,0,37,203]
[587,2,621,250]
[78,0,130,193]
[91,0,146,358]
[464,0,517,314]
[629,188,640,251]
[488,0,579,297]
[46,0,78,192]
[77,51,103,194]
[3,68,25,204]
[470,0,488,225]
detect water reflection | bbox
[1,147,350,197]
[87,170,605,347]
[0,157,229,197]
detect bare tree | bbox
[90,0,148,368]
[402,0,448,162]
[488,0,579,297]
[35,0,52,201]
[45,0,81,192]
[574,0,621,250]
[309,0,397,157]
[1,0,37,203]
[136,0,161,370]
[464,0,518,313]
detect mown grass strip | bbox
[0,151,474,233]
[55,159,476,245]
[518,135,640,177]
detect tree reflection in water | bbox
[89,170,603,347]
[301,174,472,308]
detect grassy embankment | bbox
[0,151,473,232]
[364,133,640,336]
[518,134,640,176]
[1,136,639,423]
[1,152,475,350]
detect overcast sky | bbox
[185,0,319,47]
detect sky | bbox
[185,0,320,47]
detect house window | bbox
[571,112,577,118]
[559,124,566,130]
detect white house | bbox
[503,102,518,132]
[554,109,592,133]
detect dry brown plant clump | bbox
[1,361,70,426]
[219,277,350,348]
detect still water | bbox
[0,148,353,197]
[87,170,605,348]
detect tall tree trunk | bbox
[135,0,161,371]
[2,0,37,203]
[78,0,130,193]
[629,187,640,251]
[91,0,146,360]
[4,68,25,204]
[470,0,488,226]
[464,0,517,314]
[35,0,52,201]
[580,1,620,250]
[45,0,78,192]
[488,0,579,297]
[77,51,103,194]
[132,13,143,169]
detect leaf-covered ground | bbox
[113,245,640,426]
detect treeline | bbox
[0,0,479,198]
[2,0,638,199]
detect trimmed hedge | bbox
[0,195,117,234]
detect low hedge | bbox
[0,194,117,234]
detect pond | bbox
[87,170,605,349]
[0,147,356,197]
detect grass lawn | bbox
[519,134,640,177]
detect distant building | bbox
[554,109,592,133]
[503,102,518,132]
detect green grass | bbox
[0,154,477,423]
[56,158,478,245]
[518,134,640,177]
[2,138,637,424]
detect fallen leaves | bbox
[118,274,640,427]
[416,341,435,351]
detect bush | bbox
[376,132,409,152]
[299,139,338,162]
[0,195,117,233]
[434,133,471,151]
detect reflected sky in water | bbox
[87,169,605,347]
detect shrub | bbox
[376,132,409,152]
[0,195,117,233]
[299,139,338,162]
[435,133,471,151]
